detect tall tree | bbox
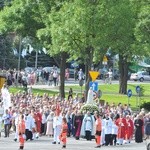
[135,0,150,55]
[95,0,141,94]
[37,0,69,98]
[45,0,107,98]
[0,0,47,71]
[0,33,18,69]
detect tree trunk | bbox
[59,52,67,99]
[85,46,93,100]
[119,54,128,94]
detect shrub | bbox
[140,101,150,111]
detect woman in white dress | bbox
[46,112,54,137]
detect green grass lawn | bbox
[9,87,57,95]
[65,84,150,95]
[65,84,150,109]
[9,83,150,109]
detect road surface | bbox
[0,134,147,150]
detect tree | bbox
[0,0,48,71]
[0,0,68,97]
[37,0,70,98]
[94,0,142,94]
[135,0,150,55]
[45,0,107,98]
[0,33,18,69]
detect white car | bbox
[130,71,150,82]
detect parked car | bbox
[98,68,120,80]
[130,71,150,82]
[24,67,34,73]
[43,67,60,73]
[68,68,75,78]
[98,68,108,79]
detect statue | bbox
[86,87,94,104]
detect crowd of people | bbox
[0,85,149,149]
[0,67,85,88]
[1,67,60,87]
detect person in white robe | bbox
[104,114,112,146]
[52,105,62,144]
[80,111,95,140]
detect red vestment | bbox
[34,112,42,133]
[18,120,25,147]
[125,119,134,140]
[116,117,127,139]
[59,123,68,145]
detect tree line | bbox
[0,0,149,98]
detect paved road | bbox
[0,134,147,150]
[57,79,150,85]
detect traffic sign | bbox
[127,89,132,97]
[136,86,140,93]
[89,71,99,81]
[79,79,84,87]
[103,55,108,62]
[89,82,98,91]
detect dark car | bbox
[69,68,75,78]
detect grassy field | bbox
[9,87,57,95]
[65,84,150,109]
[65,84,150,95]
[9,83,150,109]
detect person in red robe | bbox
[18,114,26,150]
[34,108,42,139]
[125,115,134,144]
[59,117,68,148]
[115,114,127,145]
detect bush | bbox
[140,101,150,111]
[81,104,99,113]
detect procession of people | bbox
[0,84,149,149]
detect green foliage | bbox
[0,0,149,95]
[0,33,18,69]
[139,85,145,97]
[140,101,150,111]
[9,87,58,95]
[81,103,99,113]
[0,0,45,37]
[134,0,150,56]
